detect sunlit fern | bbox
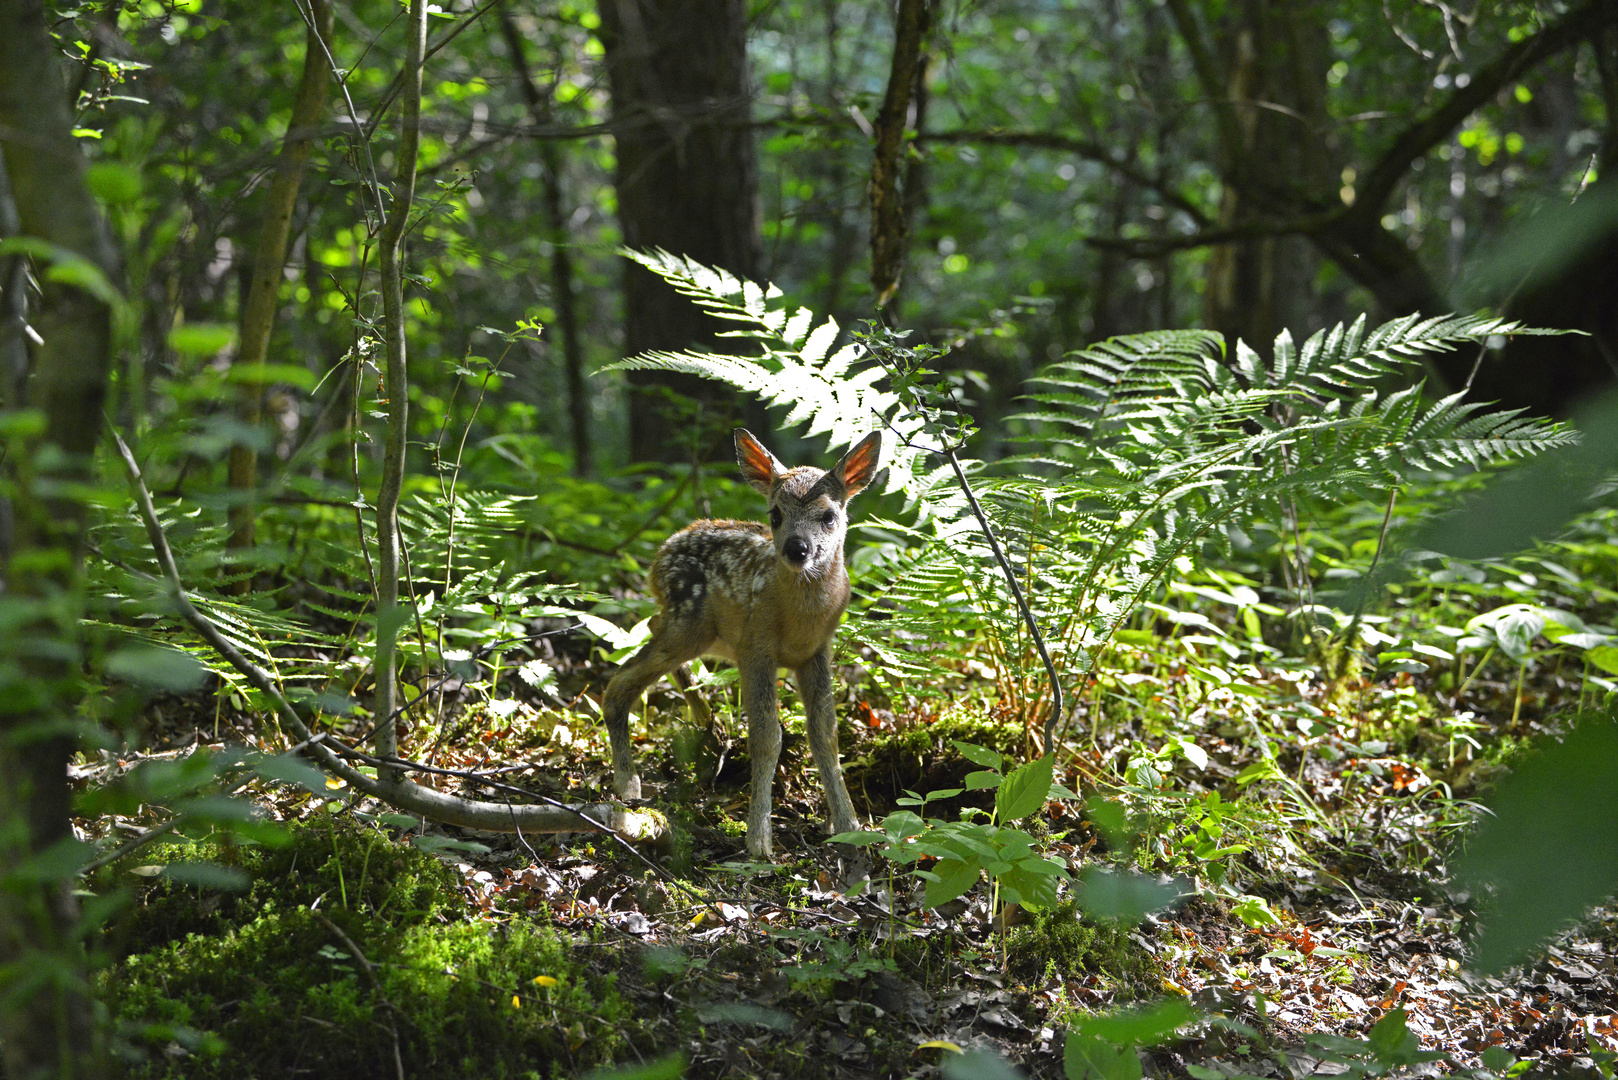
[610,253,1575,731]
[975,314,1576,722]
[604,248,967,520]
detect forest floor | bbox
[87,621,1618,1080]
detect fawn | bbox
[602,428,882,857]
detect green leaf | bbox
[943,1049,1028,1080]
[1454,710,1618,973]
[1234,760,1283,786]
[1076,867,1181,922]
[85,161,142,206]
[1064,1034,1142,1080]
[828,830,885,847]
[168,322,237,357]
[1415,388,1618,560]
[964,769,1002,790]
[1230,895,1282,929]
[0,408,46,440]
[226,362,318,390]
[102,644,207,691]
[162,862,251,891]
[997,754,1054,822]
[5,838,93,885]
[1366,1008,1421,1064]
[252,754,331,795]
[953,741,1002,770]
[997,859,1062,909]
[922,856,982,908]
[177,794,256,824]
[1076,997,1198,1047]
[1586,646,1618,676]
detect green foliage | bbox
[1454,704,1618,973]
[103,816,626,1077]
[1064,998,1197,1080]
[1003,900,1147,986]
[613,256,1575,734]
[605,248,966,517]
[832,742,1074,910]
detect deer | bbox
[601,428,882,858]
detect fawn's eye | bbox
[769,507,783,529]
[821,510,838,529]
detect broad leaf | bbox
[997,754,1054,822]
[922,857,982,908]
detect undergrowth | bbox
[101,816,626,1079]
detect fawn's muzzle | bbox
[783,536,810,564]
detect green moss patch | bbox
[103,816,625,1078]
[1004,900,1153,989]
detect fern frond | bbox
[605,249,970,522]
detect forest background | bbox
[1,0,1617,1077]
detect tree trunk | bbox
[596,0,761,463]
[869,0,932,316]
[499,8,592,476]
[0,0,121,1074]
[1199,0,1333,356]
[224,0,334,579]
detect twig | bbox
[310,910,406,1080]
[939,445,1064,753]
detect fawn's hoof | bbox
[612,772,641,801]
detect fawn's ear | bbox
[830,431,882,501]
[734,428,784,495]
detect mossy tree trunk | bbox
[0,0,121,1074]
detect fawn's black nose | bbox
[783,536,810,564]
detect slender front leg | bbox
[739,651,783,858]
[796,645,857,837]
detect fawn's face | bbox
[735,430,882,578]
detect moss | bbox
[1004,900,1153,990]
[104,812,462,956]
[844,704,1024,812]
[103,816,626,1079]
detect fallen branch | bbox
[112,429,668,846]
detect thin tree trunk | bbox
[373,0,428,784]
[0,158,29,410]
[225,0,334,581]
[869,0,931,314]
[499,8,591,476]
[0,0,121,1073]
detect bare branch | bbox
[920,129,1211,225]
[1355,0,1618,216]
